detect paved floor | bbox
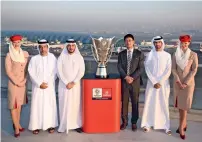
[1,94,202,142]
[2,116,202,142]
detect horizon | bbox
[1,1,202,33]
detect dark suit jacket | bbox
[117,49,144,87]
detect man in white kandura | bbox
[28,39,58,134]
[57,39,85,134]
[141,36,172,135]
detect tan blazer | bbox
[5,51,29,109]
[172,51,198,110]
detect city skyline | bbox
[1,1,202,33]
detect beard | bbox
[40,51,48,56]
[68,49,75,53]
[155,46,162,49]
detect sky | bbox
[1,1,202,33]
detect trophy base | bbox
[95,75,109,79]
[96,66,108,79]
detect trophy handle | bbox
[105,45,113,64]
[90,44,99,63]
[105,37,115,64]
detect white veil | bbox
[145,36,165,65]
[9,42,25,63]
[36,39,53,82]
[59,40,81,57]
[37,39,50,55]
[175,40,191,70]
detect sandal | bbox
[165,130,172,136]
[142,127,150,132]
[33,129,39,134]
[48,128,55,133]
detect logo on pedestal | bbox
[102,89,112,99]
[92,88,102,98]
[92,88,112,100]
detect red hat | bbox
[10,35,23,42]
[179,35,191,42]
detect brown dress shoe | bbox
[132,124,137,131]
[120,123,128,130]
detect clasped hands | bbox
[125,76,134,84]
[177,81,187,90]
[16,79,26,87]
[40,82,48,89]
[66,82,75,89]
[153,83,161,89]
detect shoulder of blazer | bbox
[190,50,197,60]
[134,49,142,56]
[118,49,127,56]
[6,52,10,58]
[191,50,197,56]
[120,49,127,54]
[23,51,29,58]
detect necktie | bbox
[127,51,132,75]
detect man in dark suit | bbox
[117,34,144,131]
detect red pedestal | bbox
[82,79,121,133]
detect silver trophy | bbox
[91,37,115,78]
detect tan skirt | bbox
[173,81,195,111]
[7,80,28,109]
